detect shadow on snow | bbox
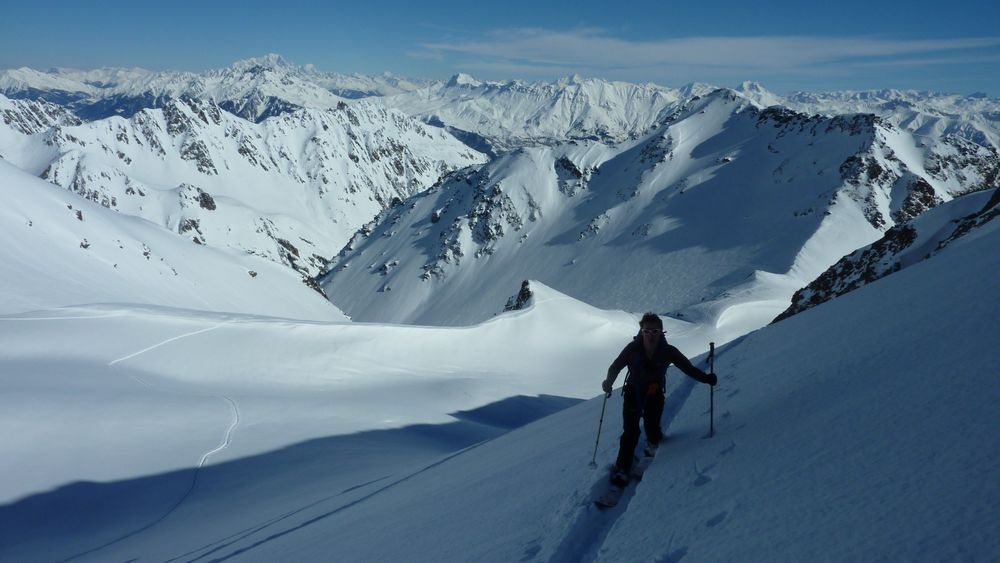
[0,394,581,562]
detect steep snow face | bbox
[0,159,344,319]
[320,90,998,333]
[0,94,486,277]
[0,95,82,135]
[775,187,999,322]
[384,74,687,152]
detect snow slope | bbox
[281,222,1000,561]
[2,198,995,561]
[777,187,999,321]
[0,159,342,319]
[0,282,643,561]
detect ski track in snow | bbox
[61,323,241,562]
[198,396,240,469]
[108,323,225,366]
[174,441,491,563]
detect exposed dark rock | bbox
[198,191,216,210]
[773,224,918,323]
[303,276,328,297]
[504,280,534,312]
[894,178,942,223]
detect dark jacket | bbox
[608,334,712,395]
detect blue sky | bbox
[3,0,999,95]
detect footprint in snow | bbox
[706,511,728,527]
[718,442,736,456]
[692,463,715,487]
[520,541,542,561]
[657,546,689,563]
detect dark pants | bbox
[615,386,664,472]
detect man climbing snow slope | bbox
[602,312,717,484]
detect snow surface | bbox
[0,160,342,319]
[1,203,996,561]
[2,55,999,562]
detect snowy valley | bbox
[1,55,998,562]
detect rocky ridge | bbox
[1,93,485,277]
[774,186,999,322]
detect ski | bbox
[594,442,658,508]
[594,474,626,508]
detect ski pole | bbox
[590,391,611,468]
[709,342,715,438]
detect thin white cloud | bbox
[418,28,1000,72]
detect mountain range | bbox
[0,92,485,278]
[5,55,999,151]
[319,89,997,333]
[3,54,998,333]
[1,54,998,562]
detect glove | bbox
[706,372,718,386]
[601,378,613,395]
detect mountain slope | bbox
[0,93,486,277]
[385,73,696,153]
[775,186,999,321]
[0,158,343,319]
[320,89,998,333]
[212,190,1000,561]
[7,178,994,561]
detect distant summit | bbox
[227,53,292,72]
[446,73,482,88]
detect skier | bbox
[602,312,717,484]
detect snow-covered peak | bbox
[678,81,721,98]
[735,80,784,107]
[226,53,293,73]
[555,73,586,86]
[446,72,483,88]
